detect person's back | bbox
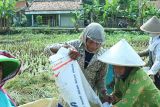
[114,68,160,107]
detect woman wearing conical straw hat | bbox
[98,39,160,107]
[0,50,21,107]
[139,16,160,89]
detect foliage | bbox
[140,1,160,20]
[4,72,58,105]
[0,0,16,27]
[103,0,160,27]
[120,0,160,26]
[20,14,28,27]
[103,0,119,18]
[0,0,16,18]
[83,0,105,25]
[13,14,28,27]
[71,11,83,32]
[103,0,120,26]
[36,15,43,26]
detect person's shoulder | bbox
[132,68,148,79]
[133,68,144,74]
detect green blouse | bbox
[113,68,160,107]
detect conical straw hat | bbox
[140,16,160,34]
[98,39,145,67]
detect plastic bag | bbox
[49,47,105,107]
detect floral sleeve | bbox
[113,70,147,107]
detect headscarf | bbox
[80,22,105,46]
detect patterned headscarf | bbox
[80,22,105,45]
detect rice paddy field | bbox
[0,31,149,105]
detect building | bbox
[15,1,29,26]
[25,0,83,27]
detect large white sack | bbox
[49,47,111,107]
[49,47,90,107]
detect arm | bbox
[149,44,160,75]
[111,78,122,104]
[101,78,122,104]
[95,63,107,102]
[44,40,80,56]
[44,43,64,56]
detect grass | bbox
[0,31,149,105]
[4,72,58,105]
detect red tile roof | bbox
[27,1,81,12]
[15,1,27,9]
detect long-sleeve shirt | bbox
[44,40,107,99]
[112,68,160,107]
[138,37,160,75]
[0,88,16,107]
[149,43,160,75]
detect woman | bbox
[139,16,160,89]
[98,39,160,107]
[44,22,107,101]
[0,50,21,107]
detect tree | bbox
[103,0,120,27]
[83,0,105,25]
[0,0,16,32]
[103,0,160,27]
[71,11,84,32]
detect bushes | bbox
[36,15,43,26]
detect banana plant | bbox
[83,0,105,25]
